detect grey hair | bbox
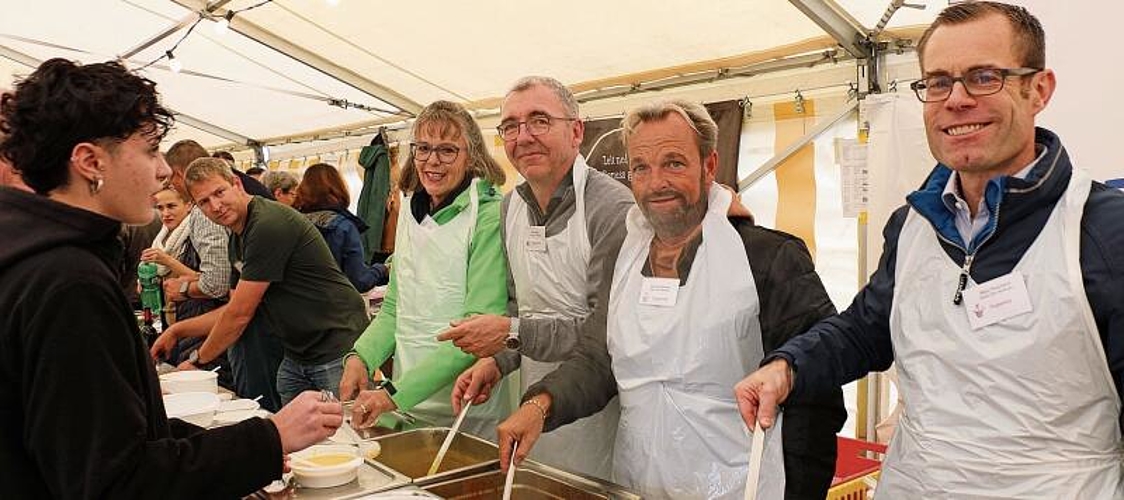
[621,99,718,161]
[506,76,579,118]
[183,157,235,191]
[263,170,299,194]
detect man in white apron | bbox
[497,100,844,499]
[438,76,634,480]
[738,3,1124,498]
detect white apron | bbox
[505,157,619,480]
[607,185,785,500]
[394,178,515,437]
[882,168,1123,499]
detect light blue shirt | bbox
[941,147,1047,250]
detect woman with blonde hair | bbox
[339,100,514,435]
[142,184,196,283]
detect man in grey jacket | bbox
[495,99,844,500]
[438,76,633,479]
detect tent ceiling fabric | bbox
[0,0,939,150]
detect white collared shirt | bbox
[941,147,1047,250]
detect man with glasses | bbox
[737,2,1124,497]
[493,99,843,500]
[437,76,634,480]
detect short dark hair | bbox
[0,58,173,194]
[211,150,236,163]
[165,140,209,172]
[918,1,1045,70]
[245,166,265,176]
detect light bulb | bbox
[167,51,182,73]
[327,0,340,6]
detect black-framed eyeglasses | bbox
[410,142,461,164]
[496,115,578,142]
[910,67,1041,103]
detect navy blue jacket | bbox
[303,208,389,293]
[773,128,1124,431]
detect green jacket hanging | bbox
[356,131,391,262]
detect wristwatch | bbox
[187,348,201,366]
[179,280,190,297]
[504,317,522,351]
[373,379,397,396]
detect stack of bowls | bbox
[163,392,221,427]
[159,370,218,394]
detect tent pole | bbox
[736,101,858,193]
[788,0,872,59]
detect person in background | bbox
[246,166,265,182]
[263,170,299,206]
[211,148,274,200]
[118,212,163,309]
[143,185,199,285]
[338,101,515,436]
[738,2,1124,497]
[495,99,843,499]
[152,158,368,404]
[0,57,341,499]
[293,163,389,293]
[162,140,232,308]
[164,139,285,411]
[142,184,232,387]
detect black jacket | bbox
[529,216,845,500]
[0,187,282,499]
[774,127,1124,434]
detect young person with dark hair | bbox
[0,58,342,499]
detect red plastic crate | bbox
[833,436,887,486]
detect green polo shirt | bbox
[231,197,368,364]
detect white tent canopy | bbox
[0,0,940,151]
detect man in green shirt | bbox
[152,158,368,403]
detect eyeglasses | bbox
[411,142,461,164]
[496,115,578,142]
[910,67,1041,103]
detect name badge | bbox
[525,226,547,253]
[962,271,1033,330]
[639,277,679,307]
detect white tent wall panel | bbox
[163,120,232,148]
[248,0,835,104]
[0,0,400,147]
[0,1,184,58]
[1,1,943,150]
[1012,0,1123,182]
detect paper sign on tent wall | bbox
[836,138,870,218]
